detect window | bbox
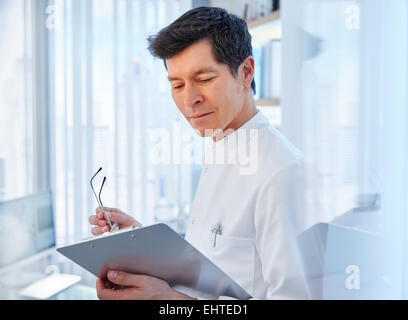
[0,0,34,201]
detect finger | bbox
[107,271,149,287]
[96,278,139,300]
[98,219,107,227]
[95,207,140,227]
[101,210,125,224]
[89,214,107,227]
[96,278,120,300]
[96,206,121,216]
[96,208,115,221]
[95,208,106,219]
[91,226,109,235]
[91,227,102,235]
[89,215,99,226]
[102,206,122,213]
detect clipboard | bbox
[56,223,251,299]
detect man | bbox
[89,6,311,300]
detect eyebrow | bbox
[168,67,217,81]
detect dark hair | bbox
[147,6,256,94]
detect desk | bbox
[0,247,98,300]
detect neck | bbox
[213,95,258,142]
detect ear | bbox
[239,56,255,91]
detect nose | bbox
[183,83,203,109]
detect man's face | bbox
[166,39,246,136]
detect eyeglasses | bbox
[90,167,119,232]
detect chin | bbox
[190,121,224,138]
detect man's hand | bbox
[89,207,142,235]
[96,271,196,300]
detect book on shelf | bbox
[253,39,282,101]
[243,0,280,22]
[269,39,281,99]
[272,0,280,12]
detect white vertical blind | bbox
[0,0,31,200]
[49,0,195,244]
[84,0,94,237]
[24,0,34,196]
[71,0,83,242]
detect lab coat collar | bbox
[237,109,270,131]
[210,109,269,144]
[203,109,269,166]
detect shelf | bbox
[247,10,282,45]
[247,10,281,30]
[255,98,280,107]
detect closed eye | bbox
[198,78,214,84]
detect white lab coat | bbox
[184,110,312,300]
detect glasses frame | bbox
[90,167,117,231]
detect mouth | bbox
[189,112,214,119]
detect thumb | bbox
[107,271,148,287]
